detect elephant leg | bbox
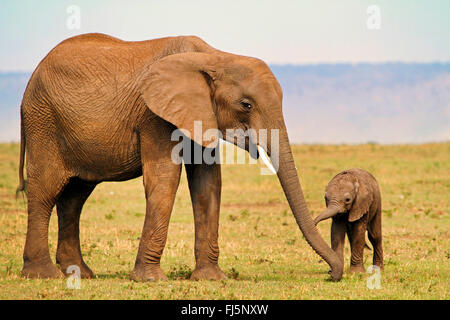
[331,217,346,265]
[130,129,182,282]
[368,210,383,270]
[347,217,367,273]
[185,161,226,280]
[56,178,96,279]
[22,174,69,279]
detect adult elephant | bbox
[18,33,343,281]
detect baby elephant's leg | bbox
[347,217,367,273]
[368,210,384,270]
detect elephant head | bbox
[137,51,343,281]
[314,171,373,225]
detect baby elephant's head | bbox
[314,171,372,225]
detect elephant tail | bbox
[16,106,27,198]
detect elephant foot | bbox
[190,264,227,281]
[58,261,95,279]
[349,265,366,273]
[22,262,65,279]
[130,265,168,282]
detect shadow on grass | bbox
[167,264,193,280]
[76,266,335,283]
[94,271,130,280]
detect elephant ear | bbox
[348,180,373,222]
[138,52,219,148]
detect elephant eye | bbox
[241,101,252,109]
[345,197,351,203]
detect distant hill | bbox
[270,63,450,144]
[0,63,449,143]
[0,72,30,142]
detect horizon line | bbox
[0,139,449,145]
[1,61,449,74]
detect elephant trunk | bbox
[269,127,343,281]
[314,206,340,225]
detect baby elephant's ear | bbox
[348,180,373,222]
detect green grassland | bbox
[0,143,448,299]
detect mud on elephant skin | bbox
[314,168,384,273]
[18,33,343,281]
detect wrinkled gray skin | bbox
[314,168,383,273]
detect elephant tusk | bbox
[257,145,277,175]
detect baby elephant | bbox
[314,168,383,273]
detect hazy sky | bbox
[1,0,449,71]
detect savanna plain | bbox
[0,143,448,299]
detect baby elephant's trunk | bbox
[314,206,340,225]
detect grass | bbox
[0,142,448,299]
